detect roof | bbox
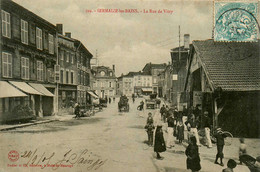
[74,40,93,58]
[2,0,56,31]
[171,45,192,51]
[142,63,167,74]
[192,39,260,91]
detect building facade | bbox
[57,29,78,111]
[92,65,116,99]
[0,0,57,122]
[74,40,92,105]
[142,63,167,94]
[133,73,153,96]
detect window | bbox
[36,27,42,50]
[60,69,64,83]
[1,10,11,38]
[78,71,81,85]
[48,34,54,54]
[86,73,89,86]
[21,20,28,44]
[21,57,29,80]
[60,50,64,61]
[71,70,74,84]
[66,52,69,62]
[66,70,69,84]
[101,82,104,87]
[80,71,83,85]
[71,53,74,64]
[109,82,112,87]
[37,61,43,81]
[2,52,12,78]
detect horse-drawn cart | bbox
[145,93,157,109]
[118,96,129,112]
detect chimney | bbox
[65,32,71,38]
[184,34,190,49]
[112,65,115,72]
[56,24,63,34]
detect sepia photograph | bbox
[0,0,259,171]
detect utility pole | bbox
[96,49,99,66]
[178,25,181,62]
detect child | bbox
[145,112,155,146]
[177,120,184,143]
[154,125,166,160]
[147,112,154,124]
[222,159,237,172]
[214,128,228,166]
[185,136,201,172]
[239,138,247,164]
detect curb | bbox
[0,119,58,131]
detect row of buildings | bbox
[0,0,117,122]
[117,63,167,97]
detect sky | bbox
[13,0,214,76]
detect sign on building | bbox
[214,2,258,42]
[54,65,60,83]
[172,74,178,80]
[193,91,202,107]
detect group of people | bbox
[144,103,256,172]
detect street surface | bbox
[0,98,257,172]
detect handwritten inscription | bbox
[13,149,108,170]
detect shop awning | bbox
[0,81,27,98]
[28,83,54,97]
[9,81,43,95]
[142,88,153,92]
[87,91,99,99]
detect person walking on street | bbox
[202,111,212,148]
[214,128,228,166]
[145,112,155,146]
[137,100,144,111]
[109,97,111,104]
[166,112,175,148]
[154,125,166,160]
[160,105,166,122]
[74,103,80,119]
[177,119,184,143]
[185,136,201,172]
[186,114,201,146]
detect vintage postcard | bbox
[0,0,259,172]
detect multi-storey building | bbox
[142,63,167,94]
[74,39,93,105]
[92,65,116,99]
[170,34,190,109]
[56,26,78,110]
[116,75,123,96]
[122,72,134,96]
[133,73,153,96]
[0,0,57,122]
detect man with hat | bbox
[202,111,212,148]
[214,127,228,166]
